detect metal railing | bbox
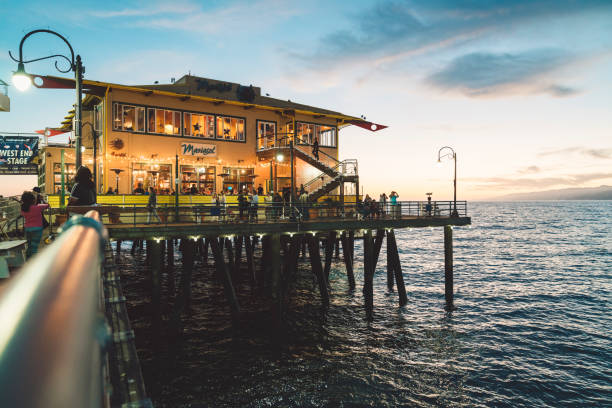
[0,196,24,239]
[257,132,341,163]
[0,210,110,408]
[302,159,358,194]
[54,200,468,227]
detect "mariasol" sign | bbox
[180,142,216,157]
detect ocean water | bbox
[117,201,612,407]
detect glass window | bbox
[296,122,336,147]
[112,103,145,132]
[132,163,172,193]
[221,167,254,193]
[94,103,103,132]
[52,163,76,194]
[257,121,276,150]
[184,112,215,138]
[216,116,245,141]
[148,108,181,135]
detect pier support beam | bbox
[444,225,454,310]
[167,238,175,297]
[386,231,394,291]
[244,235,256,287]
[341,232,356,289]
[308,234,329,305]
[386,229,407,306]
[210,237,240,321]
[323,231,335,282]
[202,238,209,262]
[363,230,374,320]
[148,240,162,333]
[180,238,195,311]
[270,233,282,317]
[373,229,385,270]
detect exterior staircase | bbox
[256,140,358,201]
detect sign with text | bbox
[0,135,39,175]
[180,142,217,157]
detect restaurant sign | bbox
[0,135,39,175]
[180,142,217,157]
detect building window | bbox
[184,112,215,138]
[257,120,276,150]
[148,108,180,135]
[113,103,145,132]
[296,122,336,148]
[132,163,172,193]
[216,116,245,142]
[221,167,254,193]
[53,162,76,194]
[180,165,216,194]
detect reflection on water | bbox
[118,201,612,407]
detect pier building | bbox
[36,74,385,206]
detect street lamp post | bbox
[10,29,84,168]
[437,146,458,217]
[82,122,98,191]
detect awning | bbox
[349,120,388,132]
[35,129,68,137]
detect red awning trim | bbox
[35,129,68,137]
[349,120,388,132]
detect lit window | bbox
[216,116,245,141]
[148,107,181,135]
[184,112,215,138]
[113,103,145,132]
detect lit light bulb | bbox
[12,63,31,91]
[276,154,284,162]
[81,146,86,153]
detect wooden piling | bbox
[244,235,256,287]
[210,237,240,320]
[386,232,394,291]
[224,237,236,282]
[270,233,282,318]
[181,238,195,310]
[334,238,340,259]
[234,235,243,276]
[308,234,329,305]
[341,232,356,289]
[349,230,355,264]
[363,230,374,320]
[323,231,335,281]
[386,229,407,306]
[373,229,385,268]
[202,237,209,262]
[167,238,175,296]
[444,225,454,310]
[148,240,162,332]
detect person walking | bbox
[312,137,319,161]
[147,187,161,223]
[20,191,49,259]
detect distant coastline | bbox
[491,185,612,201]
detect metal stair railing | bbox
[303,159,358,194]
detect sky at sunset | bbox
[1,0,611,200]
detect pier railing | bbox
[50,200,467,226]
[0,210,110,407]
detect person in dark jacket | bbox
[68,166,96,206]
[312,137,319,160]
[147,187,161,223]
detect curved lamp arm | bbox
[9,29,76,73]
[437,146,456,162]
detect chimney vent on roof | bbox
[154,81,159,84]
[171,78,175,83]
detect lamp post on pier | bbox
[437,146,458,217]
[10,29,84,168]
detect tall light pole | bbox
[437,146,458,217]
[10,29,84,168]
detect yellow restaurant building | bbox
[38,74,383,207]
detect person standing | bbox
[250,189,259,221]
[20,191,49,259]
[390,191,399,219]
[312,137,320,161]
[379,193,387,217]
[147,187,161,223]
[68,166,96,206]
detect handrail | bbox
[0,210,110,408]
[259,132,341,164]
[302,159,358,191]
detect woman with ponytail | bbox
[20,190,50,258]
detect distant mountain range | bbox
[493,185,612,201]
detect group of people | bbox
[358,191,400,219]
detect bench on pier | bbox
[0,240,27,278]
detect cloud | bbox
[465,172,612,189]
[426,49,579,97]
[518,166,541,174]
[90,0,302,35]
[89,1,199,18]
[538,147,612,159]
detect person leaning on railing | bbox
[147,187,161,223]
[390,191,399,219]
[68,166,96,206]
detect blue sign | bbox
[0,135,39,175]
